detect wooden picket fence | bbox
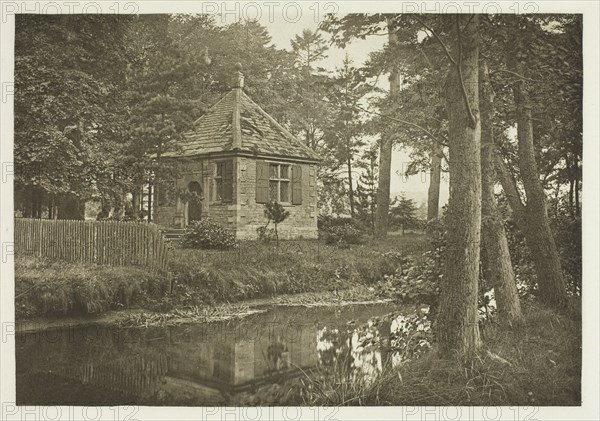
[15,218,169,272]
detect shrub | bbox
[322,224,364,246]
[318,216,366,231]
[375,255,441,309]
[181,219,236,250]
[318,216,370,246]
[256,226,275,243]
[374,216,446,310]
[551,211,581,296]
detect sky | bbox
[221,8,449,205]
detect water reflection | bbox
[17,303,409,406]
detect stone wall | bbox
[236,157,318,240]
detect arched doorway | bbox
[187,181,203,224]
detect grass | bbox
[15,256,169,318]
[160,234,426,308]
[283,301,581,406]
[15,234,427,318]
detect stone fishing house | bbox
[153,65,320,240]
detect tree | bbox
[434,14,483,357]
[289,29,332,150]
[355,146,379,230]
[374,16,401,237]
[263,200,290,246]
[321,13,484,356]
[479,61,523,326]
[492,15,570,309]
[14,15,132,219]
[125,15,209,220]
[323,55,368,217]
[321,14,450,232]
[389,194,418,235]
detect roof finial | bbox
[232,63,244,90]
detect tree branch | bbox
[412,16,457,66]
[462,14,476,32]
[456,15,478,129]
[489,69,541,84]
[417,44,434,68]
[357,104,449,147]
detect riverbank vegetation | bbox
[15,234,426,318]
[244,301,581,406]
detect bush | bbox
[318,216,366,231]
[256,226,276,243]
[551,211,581,296]
[318,216,366,246]
[375,254,441,309]
[181,219,236,250]
[322,223,364,246]
[374,215,445,309]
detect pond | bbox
[16,302,429,406]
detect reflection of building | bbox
[16,304,398,405]
[163,323,318,396]
[16,319,319,405]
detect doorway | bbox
[187,181,203,224]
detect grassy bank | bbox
[15,256,168,318]
[16,234,426,318]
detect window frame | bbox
[268,163,291,203]
[212,161,224,203]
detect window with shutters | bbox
[269,163,290,202]
[256,161,301,205]
[213,162,224,202]
[212,160,233,203]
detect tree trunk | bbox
[427,141,442,221]
[347,157,355,217]
[57,193,85,220]
[147,185,153,221]
[374,17,399,237]
[132,188,140,217]
[567,155,574,216]
[436,15,482,358]
[510,49,568,309]
[152,135,163,222]
[575,175,580,216]
[479,61,523,326]
[30,187,43,218]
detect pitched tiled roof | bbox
[162,88,320,162]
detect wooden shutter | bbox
[292,164,303,205]
[256,160,269,203]
[222,159,234,203]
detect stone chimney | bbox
[231,62,244,90]
[231,63,243,150]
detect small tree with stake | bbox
[263,200,290,246]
